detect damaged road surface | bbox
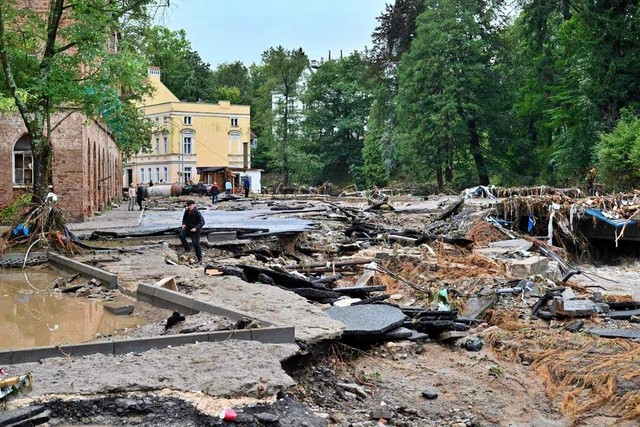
[3,190,640,426]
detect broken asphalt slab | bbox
[95,248,345,343]
[326,305,407,337]
[4,341,297,399]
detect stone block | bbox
[504,256,548,278]
[104,304,134,315]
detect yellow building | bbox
[123,67,255,189]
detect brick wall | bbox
[0,112,122,221]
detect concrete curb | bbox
[0,326,295,365]
[136,283,276,327]
[49,252,118,289]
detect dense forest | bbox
[33,0,640,193]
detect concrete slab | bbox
[609,308,640,320]
[326,305,407,337]
[4,341,297,399]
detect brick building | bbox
[0,111,123,220]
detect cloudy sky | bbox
[160,0,390,66]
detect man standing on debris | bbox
[242,175,251,198]
[225,180,232,196]
[136,183,144,211]
[211,181,220,205]
[128,183,136,211]
[179,200,205,264]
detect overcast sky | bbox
[160,0,390,67]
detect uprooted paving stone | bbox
[5,341,297,399]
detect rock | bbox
[421,388,438,399]
[564,319,585,332]
[369,408,394,420]
[630,315,640,323]
[104,304,135,316]
[254,412,279,424]
[503,256,549,278]
[464,336,484,351]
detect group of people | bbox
[127,183,145,211]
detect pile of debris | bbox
[51,273,116,302]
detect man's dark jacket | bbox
[182,207,205,231]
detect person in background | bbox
[225,180,232,196]
[128,183,136,211]
[211,181,220,204]
[242,175,251,198]
[179,200,205,265]
[136,182,144,211]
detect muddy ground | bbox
[3,193,640,426]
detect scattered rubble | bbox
[3,188,640,425]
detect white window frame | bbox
[147,167,152,182]
[183,116,192,125]
[140,168,145,182]
[155,167,160,182]
[182,132,193,154]
[163,135,168,153]
[155,136,160,154]
[183,166,192,183]
[230,117,239,127]
[163,167,168,182]
[12,136,33,186]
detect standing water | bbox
[0,265,145,350]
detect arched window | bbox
[13,135,33,186]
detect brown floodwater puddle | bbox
[0,266,146,351]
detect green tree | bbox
[396,0,502,189]
[363,98,392,187]
[596,109,640,191]
[0,0,164,197]
[303,52,373,186]
[213,61,251,104]
[261,46,308,186]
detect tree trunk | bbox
[24,115,52,200]
[445,137,453,183]
[467,118,489,186]
[436,165,443,192]
[282,93,290,187]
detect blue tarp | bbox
[584,208,637,228]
